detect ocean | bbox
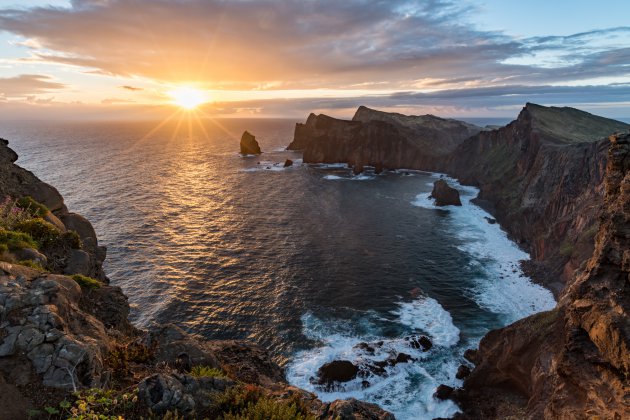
[1,118,555,419]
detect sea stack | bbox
[240,131,261,155]
[430,179,462,206]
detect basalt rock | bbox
[288,107,480,171]
[430,179,462,206]
[283,159,293,167]
[240,130,261,155]
[457,134,630,419]
[315,360,359,386]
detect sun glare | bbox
[168,87,207,110]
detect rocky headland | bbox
[0,139,392,419]
[288,104,629,418]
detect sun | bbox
[168,87,207,110]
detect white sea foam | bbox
[323,173,376,181]
[286,301,462,420]
[411,174,556,322]
[392,297,460,347]
[239,159,303,172]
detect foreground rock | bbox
[315,360,359,386]
[239,130,261,155]
[456,134,630,419]
[430,179,462,206]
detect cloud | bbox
[0,0,607,90]
[120,85,142,91]
[0,74,65,97]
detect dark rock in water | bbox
[484,216,497,224]
[463,349,478,364]
[456,365,471,379]
[394,353,414,364]
[354,342,375,354]
[352,163,364,175]
[374,162,384,174]
[315,360,359,385]
[406,335,433,351]
[283,159,293,167]
[240,131,261,155]
[430,179,462,206]
[434,384,454,400]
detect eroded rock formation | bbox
[430,179,462,206]
[240,130,261,155]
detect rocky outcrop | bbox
[240,130,261,155]
[456,134,630,419]
[430,179,462,206]
[287,107,480,173]
[0,139,107,281]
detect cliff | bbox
[457,133,630,419]
[0,139,393,419]
[287,106,480,172]
[445,103,629,294]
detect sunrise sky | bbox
[0,0,629,120]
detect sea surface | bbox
[1,118,556,419]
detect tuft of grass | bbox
[190,365,227,378]
[61,230,82,249]
[71,274,101,289]
[0,228,38,251]
[223,396,316,420]
[0,243,7,254]
[16,196,49,218]
[17,260,47,271]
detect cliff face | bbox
[0,140,394,419]
[459,133,630,419]
[288,106,480,172]
[445,104,629,294]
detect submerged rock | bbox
[430,179,462,206]
[283,159,293,167]
[240,131,261,155]
[434,384,454,400]
[405,335,433,351]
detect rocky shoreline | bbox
[0,138,394,419]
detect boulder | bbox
[434,384,455,400]
[456,364,471,379]
[406,335,433,351]
[315,360,359,385]
[323,398,395,420]
[63,249,91,275]
[14,248,47,267]
[353,164,364,175]
[430,179,462,206]
[240,131,261,155]
[283,159,293,167]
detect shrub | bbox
[16,196,49,217]
[0,229,38,251]
[0,243,7,254]
[15,218,60,248]
[223,396,316,420]
[62,230,82,249]
[71,274,101,289]
[190,365,227,378]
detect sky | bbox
[0,0,628,120]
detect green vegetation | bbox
[0,243,7,254]
[559,241,575,257]
[15,218,60,248]
[61,230,82,249]
[71,274,101,289]
[223,396,316,420]
[16,196,49,217]
[190,365,227,378]
[0,229,38,251]
[213,385,316,420]
[17,260,47,271]
[106,343,154,379]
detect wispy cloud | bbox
[0,74,65,97]
[120,85,142,91]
